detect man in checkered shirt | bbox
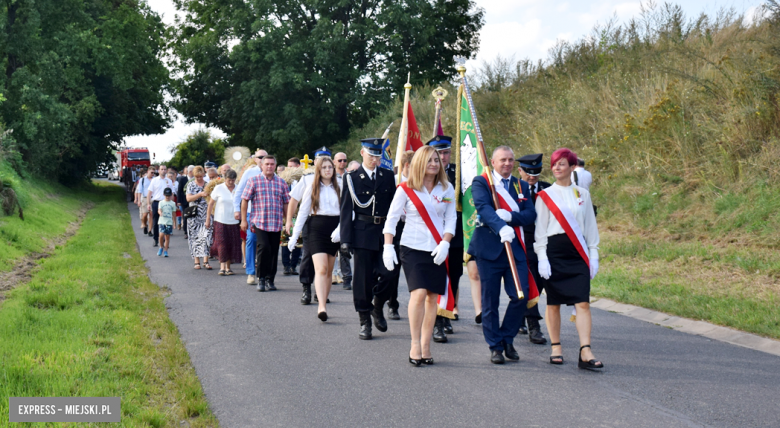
[240,155,290,292]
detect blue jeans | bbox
[245,212,257,275]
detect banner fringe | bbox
[437,307,455,319]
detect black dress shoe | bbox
[153,241,158,247]
[443,317,454,334]
[148,231,154,237]
[358,312,372,340]
[387,307,400,320]
[490,350,505,364]
[504,342,520,361]
[421,357,434,365]
[290,268,299,275]
[372,303,388,332]
[342,282,352,290]
[527,318,548,345]
[266,277,276,291]
[409,357,422,366]
[257,277,267,292]
[300,284,311,305]
[143,226,148,235]
[283,266,291,275]
[433,318,448,343]
[475,312,482,324]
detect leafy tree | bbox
[167,129,226,171]
[171,0,484,158]
[1,0,171,183]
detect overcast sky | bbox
[127,0,763,162]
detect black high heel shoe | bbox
[409,357,422,366]
[550,342,564,365]
[578,345,603,371]
[421,357,434,365]
[317,311,328,322]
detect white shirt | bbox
[211,183,239,225]
[533,183,599,260]
[147,176,175,201]
[135,175,153,195]
[571,167,592,191]
[290,174,315,202]
[233,166,262,213]
[292,178,343,238]
[384,182,456,252]
[362,164,376,180]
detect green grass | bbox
[593,265,780,339]
[0,183,218,427]
[0,161,85,272]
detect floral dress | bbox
[186,180,213,259]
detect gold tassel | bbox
[436,307,456,319]
[526,296,540,309]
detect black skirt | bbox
[306,215,340,256]
[546,234,590,305]
[400,246,446,295]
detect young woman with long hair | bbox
[383,146,456,366]
[289,157,342,321]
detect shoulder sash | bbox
[537,188,590,267]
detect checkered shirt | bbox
[241,173,290,232]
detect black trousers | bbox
[254,229,281,281]
[281,246,301,268]
[387,221,404,310]
[298,222,314,285]
[180,200,189,234]
[352,248,396,313]
[151,200,160,243]
[447,244,464,304]
[524,252,546,320]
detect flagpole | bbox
[455,83,463,212]
[394,73,412,184]
[456,62,525,300]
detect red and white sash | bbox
[483,173,540,307]
[399,183,455,318]
[537,188,590,267]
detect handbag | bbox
[183,204,199,219]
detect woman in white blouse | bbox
[288,158,342,322]
[206,170,242,275]
[383,146,457,366]
[534,148,603,370]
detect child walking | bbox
[157,188,176,257]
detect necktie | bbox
[502,178,510,191]
[531,185,537,202]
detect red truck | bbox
[116,147,151,180]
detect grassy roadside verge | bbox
[593,230,780,340]
[0,183,218,427]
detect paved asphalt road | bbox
[126,201,780,428]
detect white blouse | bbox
[384,182,457,252]
[533,183,599,260]
[211,183,239,225]
[293,177,343,237]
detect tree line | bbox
[0,0,484,182]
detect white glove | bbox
[287,234,299,252]
[330,226,341,243]
[538,259,551,280]
[589,249,599,279]
[431,241,450,265]
[495,209,512,223]
[498,225,515,243]
[382,244,398,271]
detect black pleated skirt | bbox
[307,215,340,256]
[546,234,590,305]
[400,246,446,295]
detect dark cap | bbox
[517,153,543,176]
[204,160,218,169]
[360,138,383,157]
[426,135,452,151]
[163,187,173,196]
[314,146,331,158]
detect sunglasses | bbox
[336,159,347,163]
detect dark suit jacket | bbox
[466,175,536,262]
[446,164,464,248]
[522,179,551,256]
[340,165,395,252]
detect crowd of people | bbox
[130,139,601,369]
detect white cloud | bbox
[475,19,542,62]
[614,2,642,19]
[557,2,570,13]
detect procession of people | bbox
[134,137,602,369]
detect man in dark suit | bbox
[340,139,399,340]
[426,136,463,341]
[517,153,551,344]
[467,146,536,364]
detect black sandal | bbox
[578,345,604,370]
[226,270,234,276]
[550,342,564,365]
[204,263,213,270]
[218,270,226,276]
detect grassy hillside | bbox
[335,3,780,337]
